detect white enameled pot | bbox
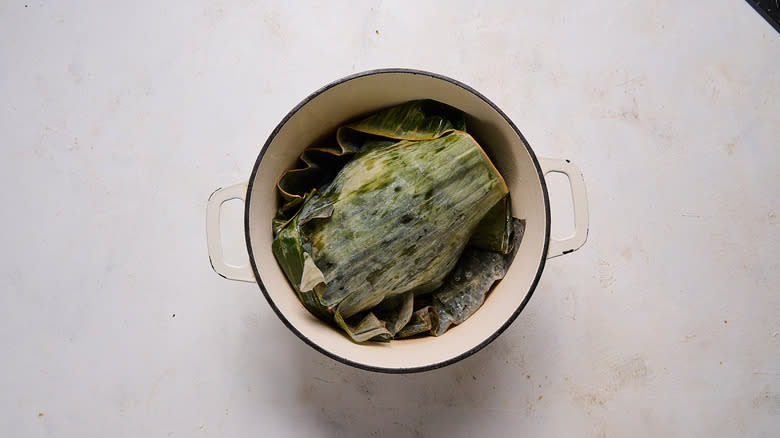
[206,69,588,373]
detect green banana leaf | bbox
[336,99,466,150]
[299,131,507,313]
[374,291,415,336]
[271,100,521,343]
[469,195,515,254]
[334,311,392,343]
[270,208,331,321]
[395,306,439,339]
[432,218,525,336]
[274,100,467,234]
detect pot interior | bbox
[247,71,549,372]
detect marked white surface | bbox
[1,1,778,436]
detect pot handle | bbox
[206,182,255,282]
[538,158,589,258]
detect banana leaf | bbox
[334,311,392,343]
[274,100,467,234]
[336,99,466,150]
[374,291,415,336]
[271,100,520,343]
[469,195,515,254]
[270,208,331,321]
[395,306,439,339]
[432,218,525,336]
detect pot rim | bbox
[244,68,551,373]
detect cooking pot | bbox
[206,69,588,373]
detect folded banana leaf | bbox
[396,306,439,338]
[432,218,525,336]
[274,100,468,234]
[271,100,521,342]
[468,195,515,254]
[374,291,415,336]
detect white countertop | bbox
[2,1,779,436]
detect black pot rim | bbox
[244,68,551,374]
